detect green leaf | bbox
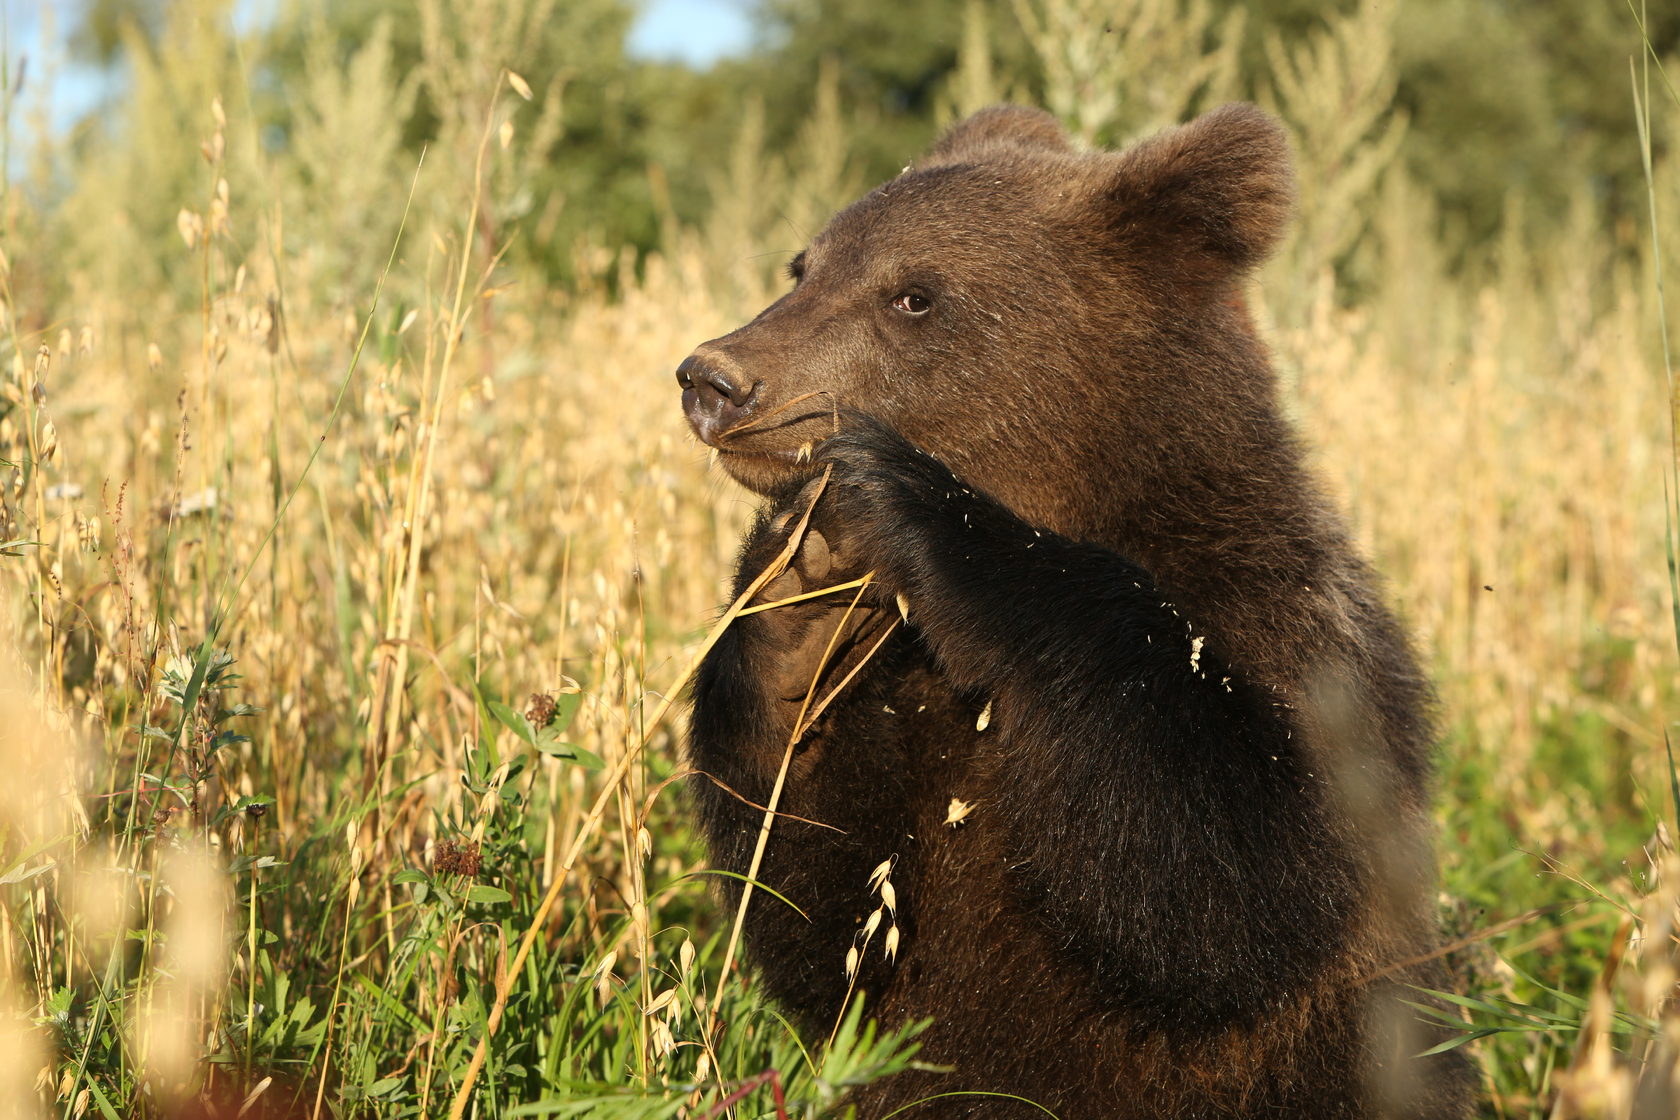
[1416,1027,1506,1056]
[880,1091,1058,1118]
[565,745,604,770]
[536,741,604,770]
[549,692,582,733]
[1410,989,1549,1025]
[506,1096,687,1119]
[677,869,810,921]
[0,859,55,886]
[466,884,512,905]
[488,700,537,745]
[83,1079,122,1120]
[350,973,426,1033]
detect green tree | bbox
[1381,0,1677,247]
[68,0,168,67]
[260,0,656,285]
[731,0,1037,186]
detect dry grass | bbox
[1,0,1679,1116]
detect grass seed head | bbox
[650,1018,676,1058]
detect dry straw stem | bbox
[313,825,365,1120]
[705,564,898,1069]
[0,665,63,1120]
[159,141,425,845]
[1546,914,1636,1120]
[736,573,875,616]
[714,386,842,448]
[447,470,836,1119]
[132,845,231,1108]
[365,75,512,831]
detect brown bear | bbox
[677,104,1475,1119]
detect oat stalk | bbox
[446,470,835,1119]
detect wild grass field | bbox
[2,0,1680,1116]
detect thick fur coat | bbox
[677,104,1475,1118]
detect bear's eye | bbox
[891,292,932,316]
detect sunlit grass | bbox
[0,1,1678,1117]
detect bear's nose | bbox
[677,355,753,406]
[677,353,757,444]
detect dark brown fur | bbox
[678,104,1475,1118]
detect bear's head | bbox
[678,103,1294,540]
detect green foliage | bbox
[277,9,419,301]
[1253,0,1407,308]
[1015,0,1243,145]
[68,0,169,68]
[43,0,1680,288]
[56,0,254,301]
[261,0,653,287]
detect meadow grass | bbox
[2,1,1680,1116]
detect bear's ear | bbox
[918,105,1072,167]
[1104,103,1294,274]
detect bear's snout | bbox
[677,351,758,446]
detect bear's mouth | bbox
[688,419,817,466]
[706,443,820,494]
[687,404,835,493]
[716,445,804,464]
[686,417,840,494]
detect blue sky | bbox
[6,2,106,140]
[4,0,757,152]
[630,0,755,66]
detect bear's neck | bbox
[1081,401,1366,693]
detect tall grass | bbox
[1,0,1678,1116]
